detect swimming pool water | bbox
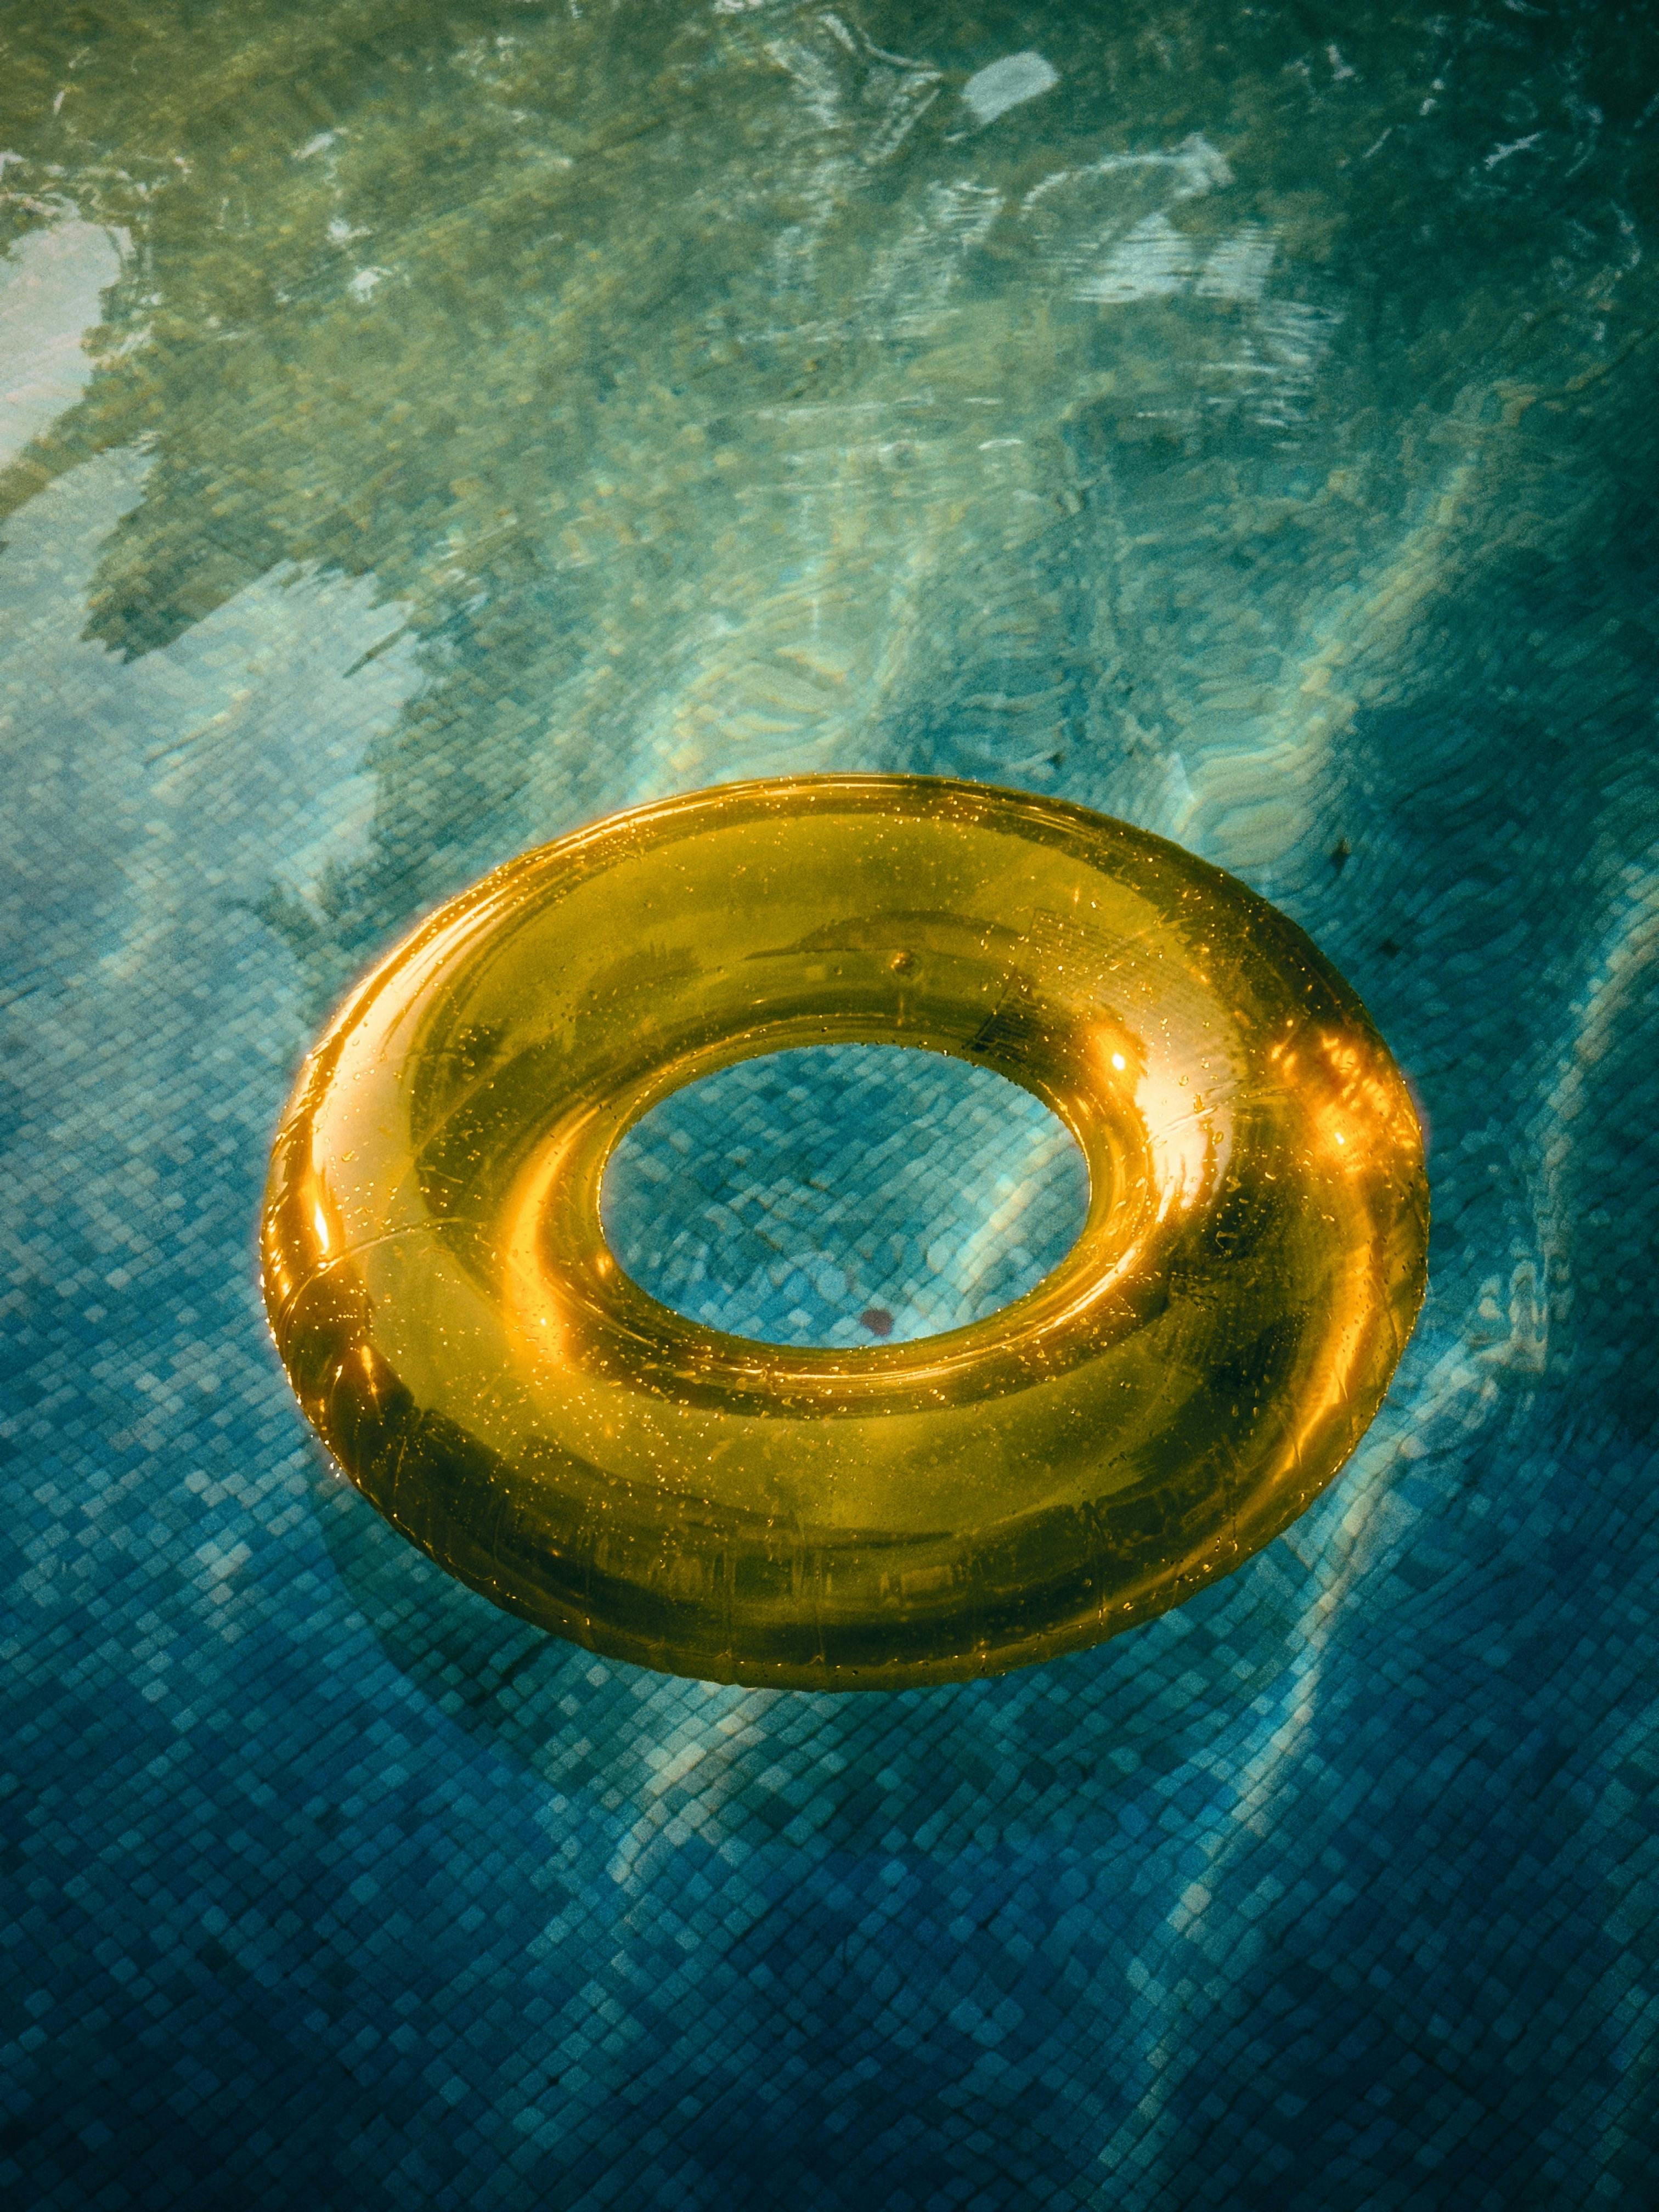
[604,1047,1090,1347]
[3,2,1658,2204]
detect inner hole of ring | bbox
[600,1043,1090,1348]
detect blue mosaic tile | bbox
[604,1047,1088,1347]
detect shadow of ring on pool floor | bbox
[309,1429,1372,1865]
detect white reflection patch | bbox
[0,218,125,467]
[962,52,1059,128]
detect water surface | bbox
[3,4,1658,2205]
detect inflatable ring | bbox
[262,775,1427,1689]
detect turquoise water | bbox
[3,2,1658,2204]
[604,1048,1088,1345]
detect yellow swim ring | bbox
[262,775,1427,1689]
